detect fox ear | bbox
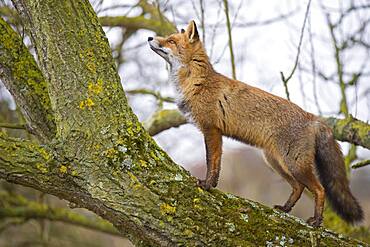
[186,20,199,43]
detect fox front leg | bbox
[198,128,222,190]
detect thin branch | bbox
[209,1,223,61]
[352,159,370,169]
[280,0,312,101]
[222,0,236,79]
[0,122,26,130]
[99,15,176,36]
[308,11,322,115]
[321,5,348,116]
[0,192,122,237]
[199,0,205,45]
[214,0,243,65]
[233,7,299,27]
[126,88,175,104]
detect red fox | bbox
[147,20,363,227]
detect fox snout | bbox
[148,36,172,63]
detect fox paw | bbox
[306,216,322,227]
[197,179,214,190]
[274,205,292,213]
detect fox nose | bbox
[148,37,153,41]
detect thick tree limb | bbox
[0,191,121,237]
[0,131,364,246]
[0,17,55,142]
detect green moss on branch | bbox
[0,129,365,246]
[321,116,370,149]
[144,109,186,136]
[0,17,55,142]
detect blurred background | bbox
[1,0,369,246]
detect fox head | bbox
[148,20,205,67]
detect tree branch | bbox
[126,88,176,104]
[0,131,364,246]
[321,116,370,150]
[0,122,26,130]
[352,159,370,169]
[0,191,121,237]
[144,109,186,136]
[280,0,312,101]
[99,15,176,36]
[0,17,55,142]
[222,0,236,80]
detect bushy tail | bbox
[315,124,363,223]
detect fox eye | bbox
[168,40,176,45]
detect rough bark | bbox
[322,116,370,150]
[0,17,55,142]
[0,0,367,246]
[0,132,364,246]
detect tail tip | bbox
[338,203,364,224]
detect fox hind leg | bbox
[263,151,305,213]
[290,156,325,227]
[275,181,305,213]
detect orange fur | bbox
[148,20,363,227]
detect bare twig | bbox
[199,0,205,45]
[126,88,176,104]
[214,0,243,65]
[209,0,223,60]
[308,11,321,115]
[0,122,26,130]
[233,7,299,27]
[280,0,312,101]
[352,159,370,169]
[0,192,122,237]
[223,0,236,79]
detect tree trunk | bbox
[0,0,366,246]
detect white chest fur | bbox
[168,61,194,123]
